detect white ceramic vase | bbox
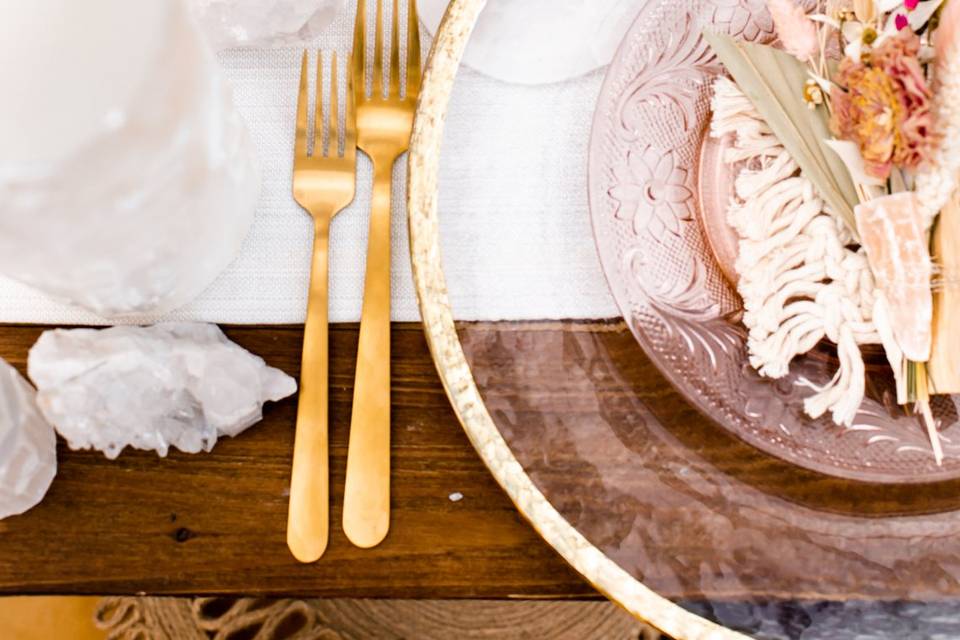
[0,0,260,317]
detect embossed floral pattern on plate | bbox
[588,0,960,483]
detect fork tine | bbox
[295,50,309,159]
[389,0,400,94]
[353,0,366,98]
[314,51,324,156]
[406,0,421,96]
[329,52,339,157]
[344,54,357,161]
[373,0,384,97]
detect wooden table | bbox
[0,323,592,598]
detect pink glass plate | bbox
[587,0,960,483]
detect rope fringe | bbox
[711,76,898,426]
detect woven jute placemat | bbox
[93,597,664,639]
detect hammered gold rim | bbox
[404,2,747,639]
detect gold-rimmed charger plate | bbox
[406,2,744,638]
[406,1,960,639]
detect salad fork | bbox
[287,51,357,563]
[343,0,421,549]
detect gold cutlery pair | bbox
[286,0,421,563]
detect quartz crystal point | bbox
[28,324,297,459]
[189,0,346,48]
[0,0,259,317]
[0,359,56,520]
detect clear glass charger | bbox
[408,1,960,638]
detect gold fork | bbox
[343,0,421,549]
[287,51,357,563]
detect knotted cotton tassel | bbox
[712,76,882,426]
[804,324,866,425]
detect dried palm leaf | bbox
[704,31,860,234]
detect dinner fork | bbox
[343,0,421,548]
[287,51,357,563]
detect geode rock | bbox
[28,323,297,459]
[189,0,346,48]
[0,0,259,317]
[0,359,56,519]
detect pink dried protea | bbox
[830,30,935,178]
[873,31,935,170]
[830,62,900,178]
[767,0,819,62]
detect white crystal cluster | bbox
[190,0,346,48]
[0,359,56,519]
[28,324,296,459]
[419,0,636,84]
[0,0,259,317]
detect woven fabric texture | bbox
[0,8,617,324]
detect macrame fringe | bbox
[711,76,892,426]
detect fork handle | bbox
[287,219,331,562]
[343,157,394,548]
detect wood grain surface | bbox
[4,321,959,604]
[92,596,654,639]
[0,323,591,598]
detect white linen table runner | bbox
[0,16,618,324]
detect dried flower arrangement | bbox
[706,0,958,462]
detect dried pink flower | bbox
[895,13,909,30]
[830,30,935,177]
[873,31,935,169]
[831,63,899,178]
[767,0,819,61]
[905,0,920,10]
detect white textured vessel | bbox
[0,0,260,317]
